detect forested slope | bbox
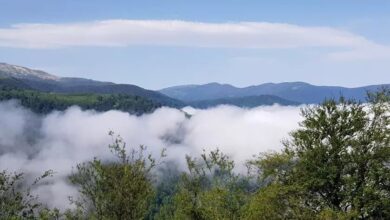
[0,88,161,115]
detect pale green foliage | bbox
[247,151,294,186]
[69,131,161,220]
[245,89,390,219]
[161,149,250,220]
[243,183,313,220]
[0,170,54,219]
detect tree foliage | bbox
[246,89,390,219]
[157,149,251,220]
[69,132,161,219]
[0,88,160,115]
[0,89,389,219]
[0,170,55,219]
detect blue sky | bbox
[0,0,389,89]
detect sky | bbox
[0,0,389,89]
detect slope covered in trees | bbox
[1,89,389,219]
[0,63,184,108]
[0,88,161,115]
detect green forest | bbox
[1,89,389,220]
[0,88,160,115]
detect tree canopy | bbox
[1,89,389,219]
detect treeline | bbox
[1,90,389,219]
[0,88,161,115]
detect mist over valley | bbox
[1,2,390,217]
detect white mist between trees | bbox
[0,100,302,209]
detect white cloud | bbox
[327,44,390,61]
[0,100,302,209]
[0,19,389,61]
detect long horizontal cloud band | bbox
[0,20,375,48]
[0,19,389,60]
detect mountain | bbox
[3,62,387,109]
[161,83,238,102]
[0,77,32,89]
[160,82,389,104]
[189,95,300,108]
[0,63,59,81]
[0,89,160,115]
[0,63,184,107]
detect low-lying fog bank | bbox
[0,100,302,209]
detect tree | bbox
[0,170,55,219]
[69,132,162,219]
[246,89,390,219]
[161,149,250,220]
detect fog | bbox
[0,100,302,209]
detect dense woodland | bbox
[0,89,389,219]
[0,88,161,115]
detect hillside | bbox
[0,63,59,81]
[160,83,237,102]
[0,88,160,115]
[0,63,184,108]
[0,77,32,89]
[160,82,389,103]
[2,62,388,108]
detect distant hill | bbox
[0,63,184,108]
[160,82,389,104]
[160,83,237,102]
[0,88,160,115]
[189,95,300,109]
[0,63,59,81]
[2,62,388,109]
[0,77,32,89]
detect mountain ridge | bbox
[0,63,59,81]
[0,63,184,107]
[2,62,388,108]
[160,82,389,103]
